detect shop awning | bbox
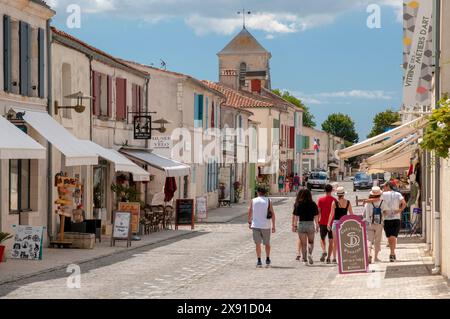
[120,149,191,177]
[336,116,428,160]
[364,151,412,171]
[364,135,419,166]
[0,116,46,159]
[17,109,98,166]
[80,140,150,181]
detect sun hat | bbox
[370,186,382,196]
[335,186,346,196]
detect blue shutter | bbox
[3,15,12,92]
[38,28,45,98]
[19,21,31,96]
[199,94,204,124]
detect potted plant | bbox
[0,232,13,263]
[420,97,450,159]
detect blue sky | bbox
[47,0,403,140]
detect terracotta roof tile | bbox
[202,81,276,110]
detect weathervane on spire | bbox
[237,8,251,28]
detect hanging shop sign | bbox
[134,115,152,140]
[336,215,369,274]
[118,202,140,234]
[195,196,208,220]
[10,225,45,260]
[175,199,194,230]
[111,211,132,247]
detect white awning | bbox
[364,151,412,170]
[80,140,150,181]
[17,109,98,166]
[120,149,191,177]
[0,116,46,159]
[336,116,428,160]
[364,135,419,166]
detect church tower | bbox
[217,27,272,93]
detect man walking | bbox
[293,173,301,192]
[317,184,335,263]
[381,182,406,262]
[248,186,276,268]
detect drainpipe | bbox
[144,75,150,204]
[89,56,93,141]
[46,19,53,240]
[432,0,441,275]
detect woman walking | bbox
[292,189,319,265]
[364,186,384,263]
[327,186,354,264]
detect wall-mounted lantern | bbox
[54,91,93,115]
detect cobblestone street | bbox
[1,183,449,299]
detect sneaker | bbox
[393,254,397,261]
[296,255,301,261]
[302,258,308,265]
[266,258,271,268]
[389,255,395,262]
[308,255,314,265]
[320,253,327,262]
[326,258,331,264]
[332,259,337,264]
[256,260,263,268]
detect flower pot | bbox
[0,245,5,263]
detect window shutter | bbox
[19,21,30,96]
[92,71,100,116]
[139,85,144,113]
[211,101,215,128]
[116,78,126,120]
[107,75,112,117]
[131,84,137,113]
[251,79,261,93]
[38,28,45,98]
[205,97,209,130]
[290,127,295,149]
[199,95,204,122]
[3,15,12,92]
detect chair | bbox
[164,206,174,230]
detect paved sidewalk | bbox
[0,229,193,285]
[199,197,288,224]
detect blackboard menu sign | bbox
[336,215,369,274]
[176,199,194,230]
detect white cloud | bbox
[289,89,395,105]
[47,0,403,36]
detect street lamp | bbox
[54,91,93,115]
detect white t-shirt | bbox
[251,196,272,230]
[381,191,404,220]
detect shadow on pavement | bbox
[385,263,435,279]
[0,231,206,298]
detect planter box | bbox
[63,232,95,249]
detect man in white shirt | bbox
[248,186,276,268]
[381,182,407,262]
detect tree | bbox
[322,113,359,144]
[367,109,401,138]
[272,89,316,127]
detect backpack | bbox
[371,201,383,224]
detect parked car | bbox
[353,172,373,191]
[307,171,330,191]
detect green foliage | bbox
[272,89,316,128]
[420,98,450,159]
[367,109,401,138]
[111,183,141,203]
[322,113,359,144]
[0,232,13,245]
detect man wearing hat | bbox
[364,186,384,263]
